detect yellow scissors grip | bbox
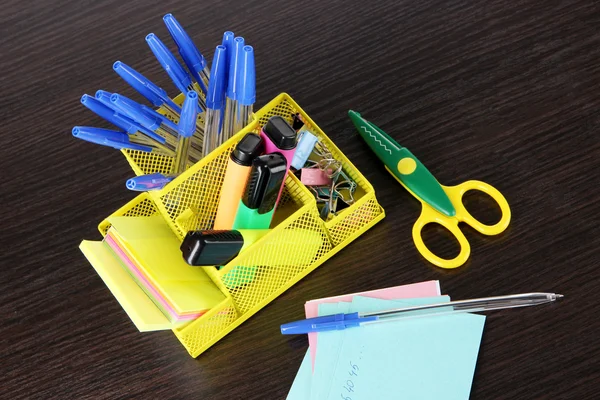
[412,207,471,269]
[412,180,510,269]
[443,180,511,236]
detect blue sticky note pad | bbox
[325,296,486,400]
[310,302,351,400]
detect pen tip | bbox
[556,294,564,299]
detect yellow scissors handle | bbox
[443,180,511,235]
[412,208,471,269]
[413,180,510,269]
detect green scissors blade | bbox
[348,110,455,217]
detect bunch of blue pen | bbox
[72,14,256,191]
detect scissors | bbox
[348,110,511,269]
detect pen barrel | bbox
[173,136,192,174]
[129,133,176,157]
[162,103,182,119]
[222,98,237,142]
[200,66,211,94]
[213,158,252,230]
[235,104,252,134]
[159,124,179,139]
[151,128,201,164]
[202,108,223,157]
[189,83,207,111]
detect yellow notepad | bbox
[80,240,174,331]
[106,215,225,315]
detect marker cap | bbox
[231,133,264,166]
[263,116,297,150]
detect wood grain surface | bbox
[1,0,599,398]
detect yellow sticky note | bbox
[79,240,174,332]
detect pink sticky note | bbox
[105,235,202,322]
[304,280,441,370]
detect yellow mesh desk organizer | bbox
[82,93,385,357]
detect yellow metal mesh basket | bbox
[94,93,385,357]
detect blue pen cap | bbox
[179,91,199,138]
[206,45,227,110]
[227,36,245,99]
[236,45,255,106]
[113,61,182,113]
[126,173,174,191]
[111,93,178,134]
[81,94,134,134]
[81,94,165,142]
[110,93,160,131]
[221,31,234,91]
[140,104,180,133]
[280,312,379,334]
[146,33,193,94]
[163,14,207,88]
[72,126,152,152]
[95,90,113,106]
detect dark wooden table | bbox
[2,0,599,398]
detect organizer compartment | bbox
[173,297,238,358]
[90,93,384,357]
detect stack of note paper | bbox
[80,215,225,332]
[286,281,486,400]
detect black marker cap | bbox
[181,230,244,266]
[263,116,297,150]
[242,153,288,213]
[231,133,264,166]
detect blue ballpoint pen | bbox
[174,91,199,173]
[95,89,113,105]
[222,36,245,141]
[280,293,564,334]
[163,14,210,94]
[202,45,227,157]
[113,60,182,116]
[233,45,255,135]
[146,33,206,111]
[72,126,173,155]
[126,173,175,191]
[81,94,168,149]
[92,91,155,145]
